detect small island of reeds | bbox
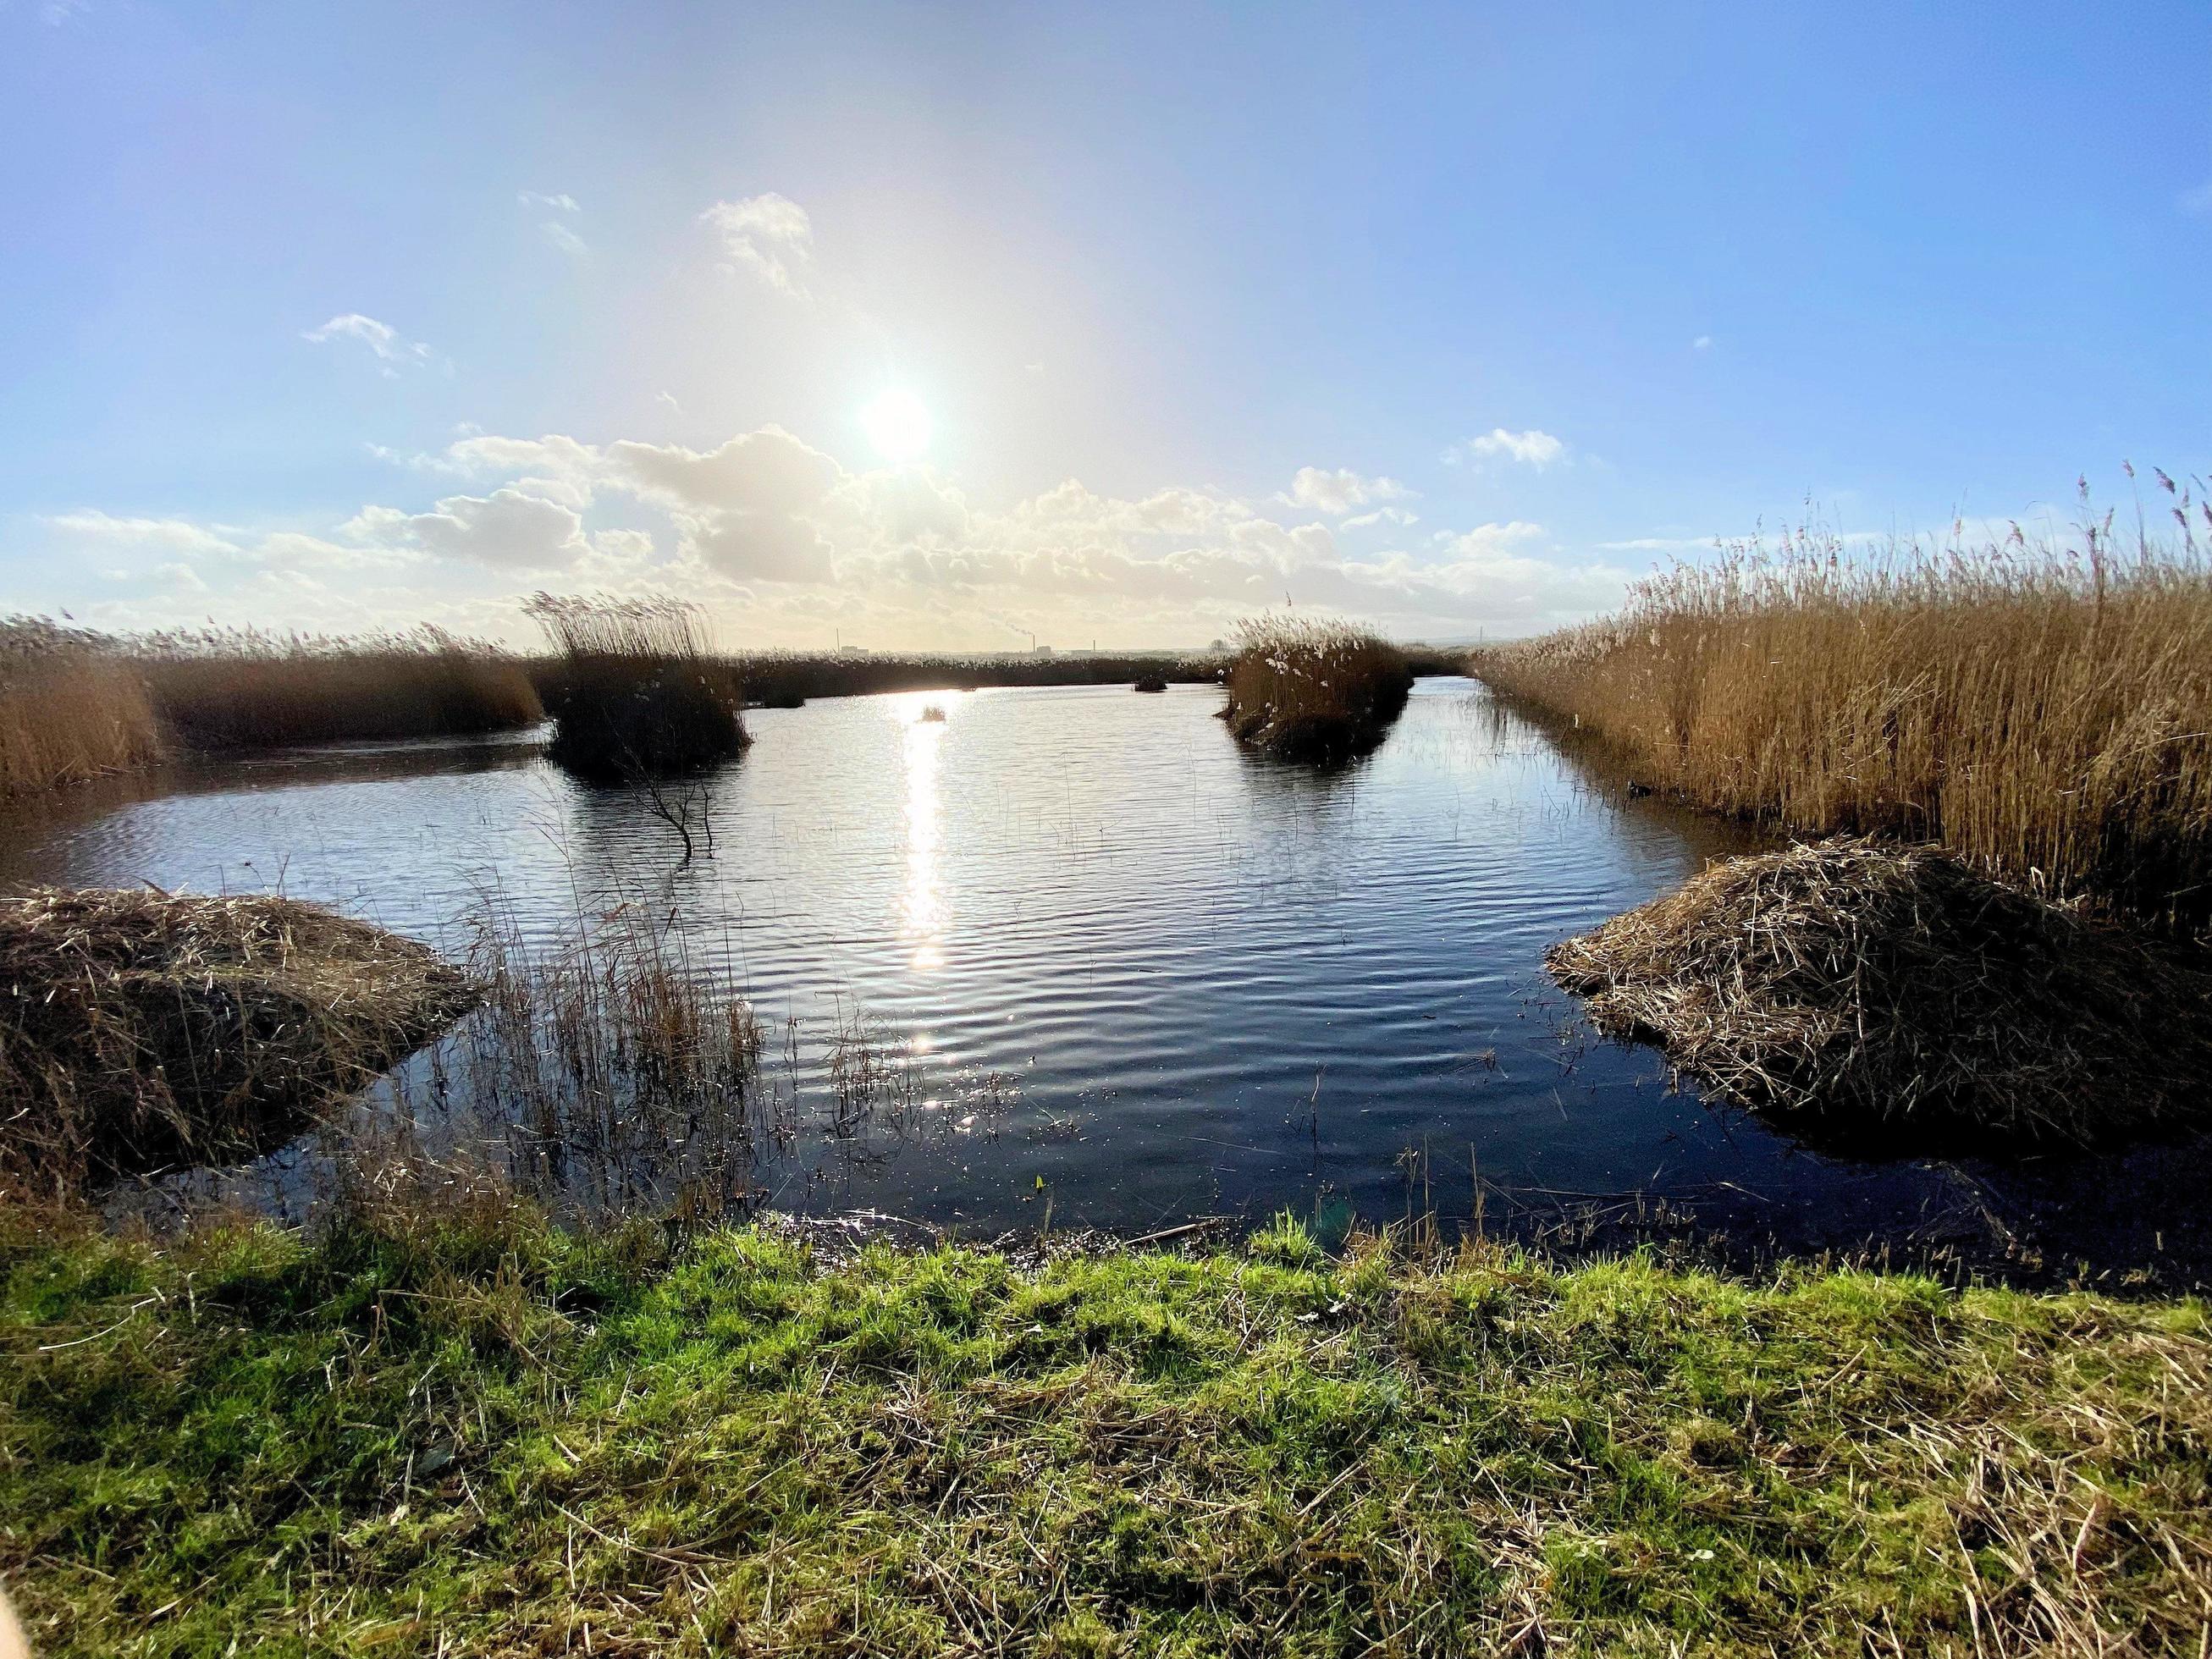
[1219,615,1415,763]
[527,592,750,780]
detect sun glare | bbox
[860,388,933,464]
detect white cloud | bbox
[1692,334,1713,351]
[1451,428,1565,468]
[56,419,1641,644]
[700,193,814,297]
[302,313,433,378]
[2179,180,2212,216]
[540,221,589,258]
[518,191,587,256]
[354,488,592,570]
[1283,466,1410,515]
[41,510,235,555]
[1342,506,1419,531]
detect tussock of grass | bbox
[528,593,749,780]
[0,620,163,797]
[134,626,542,748]
[1550,839,2212,1147]
[1,1208,2206,1655]
[1221,615,1414,763]
[1470,489,2212,935]
[0,890,477,1193]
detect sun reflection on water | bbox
[896,692,959,970]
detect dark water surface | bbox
[7,679,2204,1283]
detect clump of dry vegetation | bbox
[0,619,163,797]
[527,593,749,779]
[1550,838,2212,1146]
[1472,477,2212,935]
[0,888,477,1192]
[454,896,775,1215]
[132,625,542,749]
[1220,614,1415,762]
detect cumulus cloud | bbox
[302,313,433,377]
[69,418,1636,643]
[1283,466,1410,515]
[352,488,592,570]
[699,193,814,296]
[1448,428,1565,468]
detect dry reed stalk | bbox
[1472,484,2212,935]
[0,620,163,797]
[1548,838,2212,1144]
[0,888,477,1190]
[1220,614,1415,762]
[132,625,542,748]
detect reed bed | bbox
[445,893,778,1220]
[0,619,163,797]
[1472,483,2212,934]
[131,625,541,749]
[1550,838,2212,1146]
[527,593,749,779]
[0,888,477,1193]
[1219,613,1415,762]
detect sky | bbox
[3,1,2208,651]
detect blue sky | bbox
[3,0,2207,648]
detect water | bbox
[7,678,2204,1280]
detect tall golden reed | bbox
[133,626,542,748]
[0,620,163,798]
[1472,473,2212,934]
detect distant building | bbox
[1032,643,1054,657]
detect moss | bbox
[1,1210,2206,1656]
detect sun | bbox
[859,388,933,465]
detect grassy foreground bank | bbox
[3,1208,2206,1655]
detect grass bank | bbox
[1221,615,1415,763]
[1470,493,2212,935]
[0,620,164,798]
[133,627,542,749]
[1,1206,2205,1656]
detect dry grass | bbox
[0,619,163,797]
[0,888,477,1193]
[452,893,778,1216]
[527,593,749,779]
[1472,483,2212,934]
[1220,613,1415,762]
[133,625,542,748]
[1550,838,2212,1147]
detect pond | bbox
[7,677,2206,1282]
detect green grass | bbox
[2,1203,2206,1655]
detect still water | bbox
[6,678,2201,1277]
